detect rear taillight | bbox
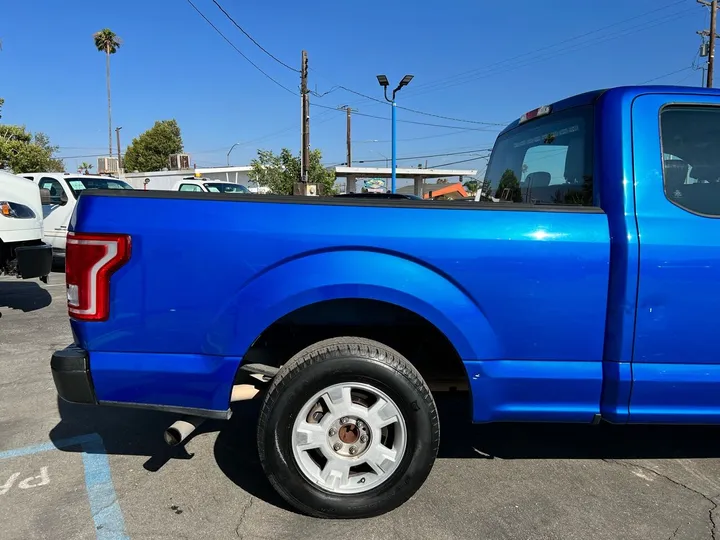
[66,232,131,322]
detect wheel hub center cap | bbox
[338,424,359,444]
[327,416,371,457]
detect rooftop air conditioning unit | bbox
[168,153,190,170]
[97,156,119,174]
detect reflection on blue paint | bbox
[0,433,129,540]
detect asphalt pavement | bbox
[1,273,720,539]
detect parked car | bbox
[0,170,52,280]
[171,178,250,193]
[21,173,133,262]
[50,85,720,519]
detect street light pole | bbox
[115,126,122,175]
[226,142,242,166]
[391,101,397,193]
[376,74,414,193]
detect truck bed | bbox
[70,190,610,419]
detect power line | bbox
[192,1,507,129]
[406,0,689,95]
[313,103,502,131]
[186,0,298,96]
[325,85,507,126]
[403,3,696,99]
[640,66,695,84]
[211,0,299,72]
[308,2,694,124]
[356,149,492,164]
[426,155,490,168]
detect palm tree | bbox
[79,162,94,175]
[93,29,121,158]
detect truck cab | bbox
[171,178,250,193]
[21,173,133,261]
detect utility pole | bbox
[115,126,123,174]
[341,105,355,166]
[300,50,310,183]
[698,0,718,87]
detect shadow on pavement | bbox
[51,259,65,274]
[0,281,52,312]
[49,390,720,514]
[49,397,209,470]
[436,392,720,460]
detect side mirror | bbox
[59,191,69,206]
[39,188,52,206]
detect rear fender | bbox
[216,249,497,363]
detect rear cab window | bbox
[65,177,133,198]
[204,183,249,193]
[484,105,595,206]
[660,106,720,216]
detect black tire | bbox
[257,336,440,519]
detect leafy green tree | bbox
[122,120,184,172]
[250,148,337,195]
[0,124,63,173]
[463,178,480,195]
[0,98,4,120]
[494,168,522,202]
[93,29,121,157]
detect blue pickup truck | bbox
[51,85,720,518]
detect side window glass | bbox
[661,106,720,216]
[38,178,66,204]
[179,184,201,192]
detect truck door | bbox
[630,93,720,423]
[37,176,73,256]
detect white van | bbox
[21,173,133,261]
[0,170,52,281]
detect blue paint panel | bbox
[71,194,610,413]
[599,361,632,423]
[466,360,602,423]
[630,363,720,423]
[593,88,641,423]
[90,351,240,410]
[629,91,720,423]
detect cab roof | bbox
[497,85,720,137]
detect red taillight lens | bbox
[66,232,131,322]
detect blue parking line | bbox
[0,433,129,540]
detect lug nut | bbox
[349,446,357,455]
[328,428,336,436]
[341,417,349,424]
[359,435,368,444]
[333,442,342,451]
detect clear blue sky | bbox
[0,0,708,174]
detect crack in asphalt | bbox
[605,459,718,540]
[234,497,255,539]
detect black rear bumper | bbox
[16,242,52,279]
[51,345,97,404]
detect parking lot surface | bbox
[2,274,720,539]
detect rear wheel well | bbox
[242,299,469,392]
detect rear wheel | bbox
[257,337,440,518]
